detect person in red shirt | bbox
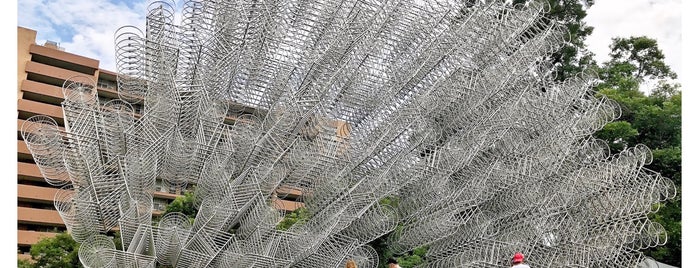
[511,252,531,268]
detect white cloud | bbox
[18,0,148,71]
[584,0,682,79]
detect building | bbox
[16,26,183,260]
[16,26,328,260]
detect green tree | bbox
[28,232,82,268]
[596,36,677,93]
[608,36,677,80]
[113,231,123,251]
[369,232,393,268]
[634,93,681,150]
[594,121,638,153]
[18,259,34,268]
[368,197,429,268]
[164,191,198,219]
[455,0,596,81]
[593,36,681,266]
[648,147,682,187]
[395,245,429,268]
[276,207,310,231]
[513,0,597,80]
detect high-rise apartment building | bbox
[16,26,179,260]
[16,26,308,260]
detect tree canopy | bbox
[513,0,597,80]
[20,231,125,268]
[164,191,198,220]
[25,232,82,268]
[276,207,310,231]
[593,36,681,266]
[608,36,677,80]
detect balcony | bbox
[17,230,58,246]
[17,99,64,126]
[17,207,64,227]
[24,61,95,88]
[29,44,98,75]
[17,140,33,162]
[17,162,44,182]
[18,184,68,204]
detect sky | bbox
[583,0,682,79]
[17,0,683,78]
[18,0,149,71]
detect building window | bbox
[97,78,117,90]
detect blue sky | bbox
[18,0,150,70]
[17,0,683,80]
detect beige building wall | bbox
[17,27,36,99]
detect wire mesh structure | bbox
[20,0,677,267]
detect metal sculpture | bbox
[20,0,676,267]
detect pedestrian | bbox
[345,259,357,268]
[511,252,531,268]
[388,258,401,268]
